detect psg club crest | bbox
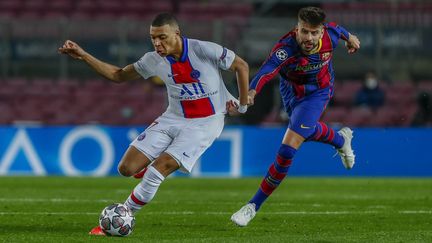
[275,49,288,61]
[190,70,200,79]
[137,133,146,141]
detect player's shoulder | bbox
[188,38,218,51]
[188,38,229,60]
[186,38,206,54]
[270,30,297,56]
[145,51,162,59]
[136,51,163,66]
[324,22,341,34]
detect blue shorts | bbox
[284,87,332,139]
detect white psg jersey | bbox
[133,37,236,118]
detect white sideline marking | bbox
[399,210,432,214]
[0,198,112,203]
[0,210,431,216]
[0,198,390,209]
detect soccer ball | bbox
[99,203,135,236]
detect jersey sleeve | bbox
[250,44,290,94]
[133,52,156,79]
[199,41,235,70]
[326,22,350,47]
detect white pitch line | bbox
[0,212,99,215]
[0,210,431,216]
[0,198,113,203]
[399,210,432,214]
[0,198,428,214]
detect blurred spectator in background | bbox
[411,92,432,126]
[354,71,385,108]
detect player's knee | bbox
[152,153,180,176]
[278,144,297,159]
[117,162,134,177]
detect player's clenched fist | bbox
[346,34,360,54]
[58,40,87,60]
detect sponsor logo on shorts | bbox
[300,124,313,129]
[182,152,190,158]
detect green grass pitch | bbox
[0,177,431,242]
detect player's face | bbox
[296,20,324,52]
[150,24,180,57]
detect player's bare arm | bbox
[229,55,249,106]
[346,33,360,54]
[226,55,250,116]
[58,40,141,83]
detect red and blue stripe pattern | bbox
[250,22,350,100]
[260,153,292,195]
[306,121,344,148]
[167,38,215,118]
[249,144,297,211]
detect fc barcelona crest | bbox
[321,52,331,60]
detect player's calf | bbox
[124,166,165,213]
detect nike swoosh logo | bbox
[300,124,312,129]
[182,152,190,158]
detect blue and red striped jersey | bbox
[250,22,350,99]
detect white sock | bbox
[124,166,165,213]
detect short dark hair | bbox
[151,13,179,28]
[298,7,326,26]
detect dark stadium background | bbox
[0,1,431,241]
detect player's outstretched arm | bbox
[58,40,140,83]
[345,33,360,54]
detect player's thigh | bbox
[126,120,174,173]
[289,91,330,139]
[166,115,224,173]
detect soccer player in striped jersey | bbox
[59,13,250,235]
[231,6,360,226]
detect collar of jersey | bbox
[166,37,188,64]
[303,38,322,55]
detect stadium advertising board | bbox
[0,126,430,177]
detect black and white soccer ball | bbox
[99,203,135,237]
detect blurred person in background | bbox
[411,91,432,126]
[354,71,385,109]
[230,6,360,226]
[59,13,250,235]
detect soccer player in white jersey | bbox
[58,13,250,235]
